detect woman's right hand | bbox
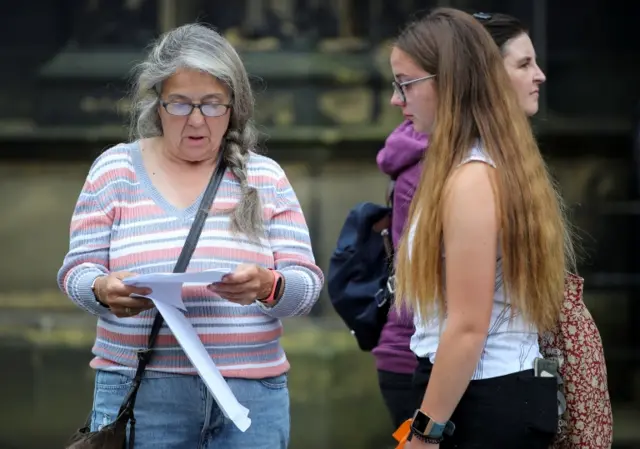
[93,272,154,318]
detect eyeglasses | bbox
[160,101,231,118]
[392,75,436,104]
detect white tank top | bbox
[408,143,541,380]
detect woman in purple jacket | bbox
[372,12,547,428]
[373,120,427,427]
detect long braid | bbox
[223,124,263,240]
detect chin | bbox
[411,120,426,133]
[178,146,217,163]
[525,102,539,117]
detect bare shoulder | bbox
[442,162,498,231]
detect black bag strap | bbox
[383,179,396,299]
[116,149,228,441]
[382,180,395,260]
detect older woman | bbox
[57,23,323,448]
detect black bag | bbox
[66,152,228,449]
[327,182,395,351]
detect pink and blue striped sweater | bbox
[57,141,324,379]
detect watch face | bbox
[412,410,430,434]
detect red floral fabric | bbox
[539,273,613,449]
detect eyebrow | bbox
[393,72,411,81]
[166,93,227,102]
[511,55,532,64]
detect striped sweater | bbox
[57,141,324,378]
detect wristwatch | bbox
[257,270,283,305]
[410,409,455,442]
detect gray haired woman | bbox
[57,23,323,448]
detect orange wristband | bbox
[258,270,283,304]
[392,419,412,449]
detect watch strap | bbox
[409,431,443,445]
[444,419,456,436]
[258,269,283,304]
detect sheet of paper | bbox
[124,269,231,311]
[130,282,187,311]
[124,268,231,286]
[122,268,251,432]
[154,301,251,432]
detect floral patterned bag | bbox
[538,273,613,449]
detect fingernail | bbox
[143,289,152,295]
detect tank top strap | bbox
[459,140,496,168]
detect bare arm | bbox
[418,162,498,424]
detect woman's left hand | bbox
[207,264,275,305]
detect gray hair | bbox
[129,23,263,240]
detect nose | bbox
[533,63,546,84]
[188,107,206,126]
[390,90,404,107]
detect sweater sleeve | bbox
[259,171,324,318]
[57,157,115,317]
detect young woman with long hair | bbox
[389,7,575,448]
[372,11,550,431]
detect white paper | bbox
[124,268,231,286]
[123,269,251,432]
[154,301,251,431]
[130,282,187,310]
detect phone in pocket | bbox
[533,357,566,416]
[534,357,559,378]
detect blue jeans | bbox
[90,370,290,449]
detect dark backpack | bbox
[327,184,395,351]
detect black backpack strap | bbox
[117,149,228,447]
[383,179,396,296]
[382,180,395,260]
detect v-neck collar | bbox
[131,141,206,220]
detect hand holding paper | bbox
[207,263,275,306]
[93,272,154,318]
[124,268,233,310]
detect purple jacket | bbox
[371,120,428,374]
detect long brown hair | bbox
[394,8,575,332]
